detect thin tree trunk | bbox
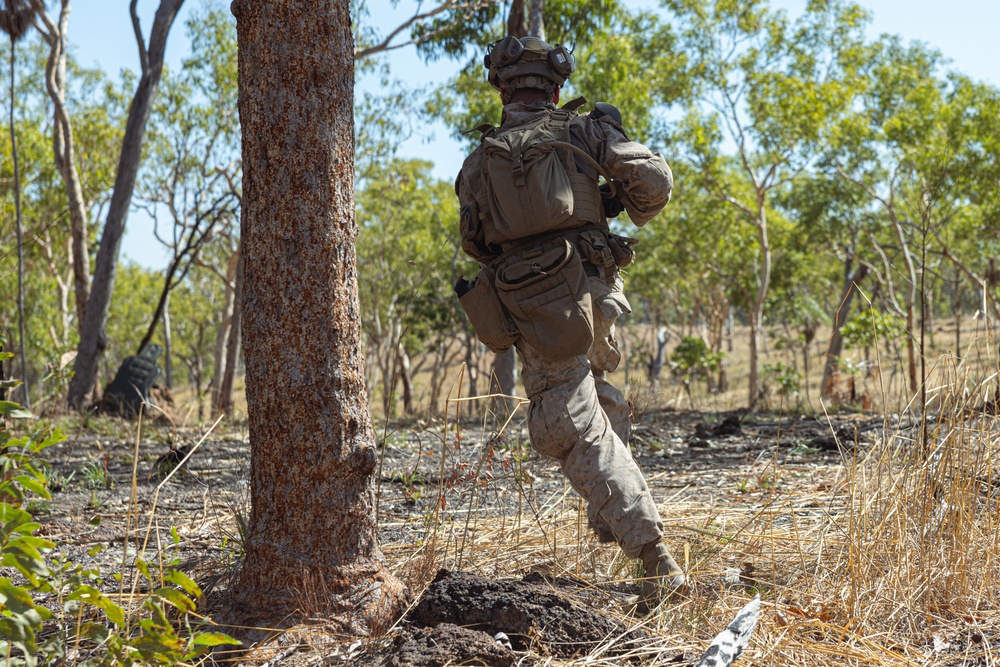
[747,207,771,409]
[211,248,239,414]
[889,210,919,395]
[34,0,91,329]
[217,250,243,419]
[491,347,517,416]
[228,0,405,630]
[396,342,413,415]
[67,0,185,409]
[953,269,961,359]
[162,292,172,388]
[821,263,869,397]
[10,38,29,408]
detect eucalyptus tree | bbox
[831,37,1000,397]
[357,158,461,416]
[782,171,877,397]
[656,0,869,407]
[628,160,751,387]
[31,0,92,330]
[0,41,123,391]
[135,2,240,399]
[67,0,185,409]
[228,0,406,630]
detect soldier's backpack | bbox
[471,107,603,246]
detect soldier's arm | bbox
[577,118,673,227]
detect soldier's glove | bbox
[600,181,625,218]
[454,276,474,298]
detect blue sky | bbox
[65,0,1000,269]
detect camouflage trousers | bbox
[517,274,664,558]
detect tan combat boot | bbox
[630,541,686,616]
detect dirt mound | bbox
[409,569,648,658]
[391,623,514,667]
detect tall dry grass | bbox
[369,322,1000,665]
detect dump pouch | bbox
[458,267,519,354]
[607,233,638,268]
[496,239,594,360]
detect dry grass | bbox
[155,316,1000,665]
[358,324,1000,665]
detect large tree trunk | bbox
[228,0,406,632]
[34,0,91,330]
[66,0,184,409]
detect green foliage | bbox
[841,310,906,351]
[670,336,724,385]
[762,363,801,397]
[0,392,239,665]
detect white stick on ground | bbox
[693,594,761,667]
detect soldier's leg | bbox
[518,343,661,557]
[588,276,632,541]
[589,275,632,446]
[519,334,685,613]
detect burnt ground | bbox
[21,407,983,664]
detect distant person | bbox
[453,35,682,613]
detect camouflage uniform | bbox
[457,101,674,559]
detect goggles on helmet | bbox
[483,36,576,90]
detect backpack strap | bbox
[560,96,588,112]
[462,122,496,139]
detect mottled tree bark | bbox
[228,0,406,633]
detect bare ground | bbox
[26,406,1000,666]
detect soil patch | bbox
[410,569,648,658]
[392,623,514,667]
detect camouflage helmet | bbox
[484,35,575,96]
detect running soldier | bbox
[455,35,683,613]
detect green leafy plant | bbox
[0,388,240,665]
[669,336,725,404]
[762,363,802,401]
[841,310,906,351]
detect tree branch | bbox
[354,0,496,60]
[130,0,149,74]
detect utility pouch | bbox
[496,239,594,360]
[576,230,616,276]
[458,267,518,354]
[459,201,498,263]
[608,233,638,268]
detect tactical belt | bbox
[491,223,608,267]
